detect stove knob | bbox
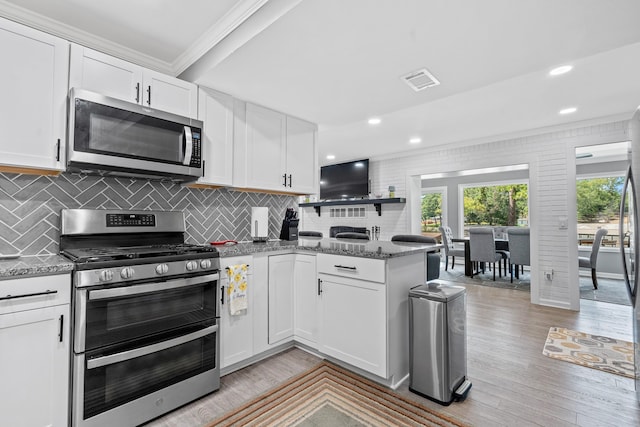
[99,270,113,282]
[186,261,198,271]
[155,264,169,275]
[120,267,135,279]
[200,259,212,269]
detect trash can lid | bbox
[409,281,466,302]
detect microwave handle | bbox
[182,126,193,166]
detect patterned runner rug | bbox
[542,327,635,379]
[207,361,469,427]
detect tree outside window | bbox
[463,184,528,229]
[576,176,624,247]
[421,192,443,233]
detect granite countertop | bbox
[0,255,75,279]
[216,238,442,259]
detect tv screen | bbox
[320,159,369,200]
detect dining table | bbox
[452,237,509,277]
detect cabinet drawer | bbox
[317,254,385,283]
[0,274,71,315]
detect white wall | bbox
[303,119,630,310]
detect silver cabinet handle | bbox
[0,289,57,301]
[135,82,140,103]
[334,265,357,270]
[88,273,219,300]
[147,85,151,105]
[87,325,218,369]
[318,278,322,295]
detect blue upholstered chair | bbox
[469,227,503,280]
[439,226,465,271]
[578,228,608,289]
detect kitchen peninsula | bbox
[216,237,441,389]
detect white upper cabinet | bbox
[235,102,317,194]
[0,17,68,171]
[69,45,197,118]
[286,116,317,195]
[197,88,234,186]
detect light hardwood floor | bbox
[146,282,639,427]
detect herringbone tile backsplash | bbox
[0,172,296,255]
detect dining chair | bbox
[578,228,608,289]
[507,227,530,283]
[299,231,323,237]
[391,234,440,281]
[469,227,503,280]
[439,226,465,271]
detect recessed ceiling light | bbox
[326,154,335,160]
[368,117,381,125]
[549,65,573,76]
[559,107,577,115]
[409,137,422,144]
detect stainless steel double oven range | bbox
[60,209,221,427]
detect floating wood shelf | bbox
[299,198,406,216]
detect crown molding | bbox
[172,0,270,76]
[0,0,173,74]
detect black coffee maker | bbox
[279,208,299,241]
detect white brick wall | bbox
[301,119,630,310]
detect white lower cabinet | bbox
[219,256,253,369]
[0,274,71,427]
[293,253,318,346]
[318,273,387,378]
[268,254,295,344]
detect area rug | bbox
[207,361,469,427]
[542,327,635,379]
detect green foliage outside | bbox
[463,184,528,226]
[576,177,623,222]
[421,193,442,232]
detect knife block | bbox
[279,219,299,241]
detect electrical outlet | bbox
[544,270,554,281]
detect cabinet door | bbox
[69,44,142,104]
[143,69,198,118]
[318,273,386,377]
[268,254,295,344]
[286,116,317,194]
[0,304,69,427]
[244,103,287,191]
[220,258,253,368]
[0,18,68,171]
[293,254,318,345]
[197,88,234,186]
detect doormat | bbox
[206,361,469,427]
[542,327,635,379]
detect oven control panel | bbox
[106,213,156,227]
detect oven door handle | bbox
[88,273,220,301]
[86,324,218,370]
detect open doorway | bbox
[420,165,531,290]
[575,141,630,306]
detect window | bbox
[461,182,528,235]
[576,175,624,248]
[421,187,446,234]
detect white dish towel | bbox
[226,264,248,316]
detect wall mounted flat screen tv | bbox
[320,159,369,201]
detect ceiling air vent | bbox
[401,68,440,92]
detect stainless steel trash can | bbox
[409,280,471,405]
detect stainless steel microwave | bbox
[67,88,204,182]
